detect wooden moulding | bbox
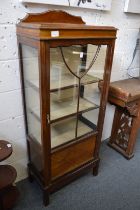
[16,27,117,41]
[108,142,134,159]
[16,10,117,40]
[21,10,85,24]
[51,135,96,179]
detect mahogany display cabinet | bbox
[16,10,117,205]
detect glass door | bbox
[50,44,107,149]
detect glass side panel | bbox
[50,44,106,148]
[21,45,42,171]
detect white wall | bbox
[0,0,140,181]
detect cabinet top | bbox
[16,10,117,40]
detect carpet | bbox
[14,134,140,210]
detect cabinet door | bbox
[21,45,43,172]
[50,44,107,149]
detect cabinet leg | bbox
[93,159,100,176]
[27,167,34,183]
[43,189,49,206]
[28,173,34,183]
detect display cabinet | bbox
[16,10,117,205]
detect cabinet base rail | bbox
[28,158,100,206]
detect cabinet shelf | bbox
[29,97,99,123]
[30,117,96,148]
[51,117,96,148]
[51,98,99,123]
[26,74,100,92]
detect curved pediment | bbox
[22,10,85,24]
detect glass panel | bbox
[22,45,41,143]
[51,117,76,148]
[50,86,78,122]
[50,48,76,91]
[77,83,99,139]
[21,45,42,171]
[50,44,106,148]
[78,83,100,132]
[78,44,107,135]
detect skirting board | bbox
[124,0,140,14]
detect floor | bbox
[14,134,140,210]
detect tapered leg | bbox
[43,189,49,206]
[93,159,100,176]
[27,166,34,183]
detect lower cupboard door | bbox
[51,135,96,179]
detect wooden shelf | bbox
[51,97,99,123]
[0,165,17,190]
[0,140,12,162]
[51,117,95,148]
[26,74,100,92]
[30,97,99,123]
[30,117,96,148]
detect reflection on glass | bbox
[51,117,76,148]
[50,48,76,91]
[50,87,78,122]
[50,44,107,148]
[22,45,41,144]
[51,113,98,149]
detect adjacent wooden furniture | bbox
[16,10,117,205]
[107,78,140,159]
[0,140,19,210]
[0,140,12,161]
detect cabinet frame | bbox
[17,10,117,205]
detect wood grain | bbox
[22,10,85,24]
[17,10,117,205]
[108,79,140,159]
[51,135,96,179]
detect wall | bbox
[0,0,140,182]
